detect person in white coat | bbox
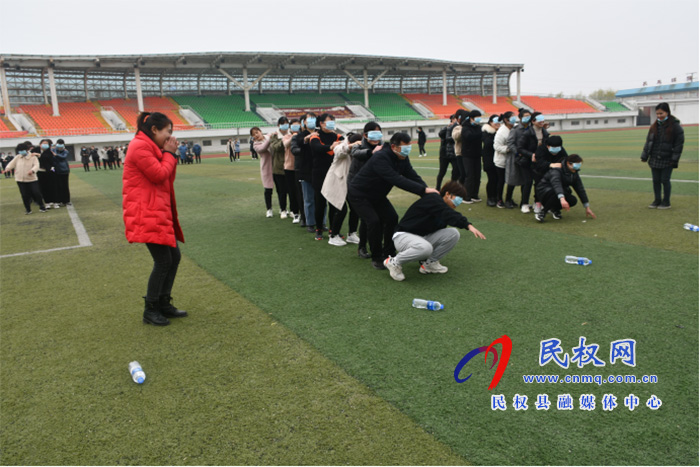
[493,111,517,208]
[321,132,363,246]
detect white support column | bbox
[47,67,60,116]
[400,76,404,94]
[134,67,144,112]
[442,70,447,106]
[453,75,457,95]
[479,74,484,96]
[0,67,8,115]
[289,76,293,94]
[363,69,369,107]
[41,69,48,105]
[160,72,164,97]
[492,71,497,105]
[318,76,322,94]
[516,69,521,102]
[84,71,89,101]
[226,78,230,96]
[197,73,201,95]
[123,73,128,99]
[243,67,250,111]
[427,75,431,95]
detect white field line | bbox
[0,204,92,259]
[412,166,699,183]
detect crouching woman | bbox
[122,112,188,326]
[384,181,486,281]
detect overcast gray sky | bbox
[2,0,698,96]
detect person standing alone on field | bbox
[417,126,427,157]
[640,102,685,209]
[122,112,188,326]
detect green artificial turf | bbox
[1,127,698,465]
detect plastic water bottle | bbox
[565,256,592,266]
[683,223,699,232]
[412,299,444,310]
[128,361,145,384]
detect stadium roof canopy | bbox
[0,52,525,110]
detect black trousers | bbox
[436,158,461,189]
[37,171,57,204]
[418,142,426,155]
[264,188,273,210]
[539,189,578,214]
[463,157,482,200]
[348,196,398,262]
[295,171,306,224]
[55,174,70,204]
[520,170,533,206]
[456,156,466,185]
[195,154,201,163]
[145,243,181,301]
[17,181,45,212]
[229,151,235,162]
[284,170,299,214]
[484,160,498,201]
[83,162,90,171]
[273,173,287,211]
[651,167,673,203]
[92,157,100,170]
[496,167,506,202]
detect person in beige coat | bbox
[3,142,47,214]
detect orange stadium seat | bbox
[518,96,599,114]
[99,97,194,131]
[17,102,113,136]
[402,94,465,119]
[460,95,519,116]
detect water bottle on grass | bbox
[683,223,699,232]
[565,256,591,266]
[412,299,444,310]
[128,361,145,384]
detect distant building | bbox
[616,82,698,125]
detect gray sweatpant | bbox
[392,228,460,265]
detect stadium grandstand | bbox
[0,52,644,155]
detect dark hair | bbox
[454,109,469,123]
[249,126,261,136]
[137,112,173,140]
[567,154,582,164]
[500,111,514,122]
[318,112,335,122]
[518,108,531,118]
[277,116,289,125]
[418,126,423,131]
[488,114,500,124]
[305,111,317,119]
[56,138,65,145]
[655,102,671,115]
[546,135,563,147]
[347,132,363,144]
[16,142,30,152]
[468,110,482,120]
[40,138,53,147]
[390,132,411,145]
[363,121,381,133]
[531,112,542,122]
[439,181,467,198]
[289,118,300,124]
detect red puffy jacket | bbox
[122,132,184,247]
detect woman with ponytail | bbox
[122,112,187,326]
[640,102,685,209]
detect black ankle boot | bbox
[143,297,170,326]
[159,295,188,318]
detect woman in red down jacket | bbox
[122,112,188,326]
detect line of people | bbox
[79,145,127,171]
[2,139,72,214]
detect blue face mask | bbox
[509,116,518,124]
[472,117,482,125]
[56,144,64,150]
[572,162,582,171]
[367,130,383,141]
[290,124,300,132]
[19,150,28,156]
[279,124,289,131]
[535,115,545,123]
[549,146,562,154]
[452,196,463,207]
[657,116,668,123]
[492,118,500,124]
[41,144,49,150]
[521,116,531,124]
[325,120,336,131]
[399,145,412,157]
[306,118,316,129]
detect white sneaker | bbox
[280,210,288,219]
[328,235,347,247]
[346,232,360,244]
[266,209,273,218]
[292,214,300,224]
[533,202,543,214]
[384,257,405,281]
[420,260,448,274]
[53,203,60,209]
[520,204,531,213]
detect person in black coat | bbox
[535,154,597,222]
[290,113,318,231]
[481,115,500,206]
[37,138,59,208]
[515,111,550,213]
[347,132,439,269]
[80,146,90,171]
[640,102,685,209]
[533,135,568,181]
[417,127,427,157]
[460,110,484,203]
[90,146,100,170]
[436,115,461,189]
[384,180,485,281]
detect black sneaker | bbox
[496,200,505,209]
[40,207,48,213]
[504,200,515,209]
[657,202,671,210]
[486,199,497,207]
[535,212,545,222]
[25,211,32,215]
[357,247,371,259]
[372,260,387,270]
[648,200,661,209]
[314,230,323,241]
[306,225,316,233]
[471,197,482,203]
[551,211,562,220]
